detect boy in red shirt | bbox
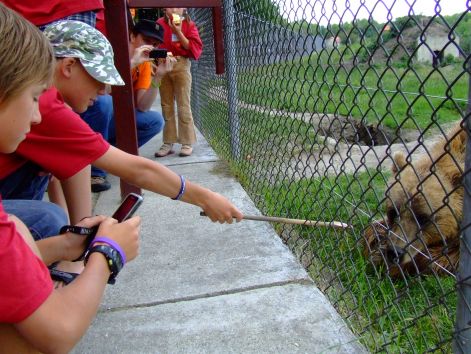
[0,6,140,352]
[1,0,106,33]
[0,18,242,226]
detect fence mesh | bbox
[190,1,471,352]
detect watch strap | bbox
[84,244,124,284]
[60,225,98,261]
[60,225,98,236]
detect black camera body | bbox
[149,49,168,59]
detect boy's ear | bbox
[57,57,77,79]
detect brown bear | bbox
[363,123,466,277]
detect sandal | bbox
[154,143,174,157]
[179,144,193,157]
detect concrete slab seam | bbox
[100,278,314,314]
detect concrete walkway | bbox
[73,106,366,353]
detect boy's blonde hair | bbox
[0,3,54,104]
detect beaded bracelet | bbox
[91,236,127,265]
[172,175,186,200]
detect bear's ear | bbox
[392,151,407,174]
[450,168,463,188]
[448,125,467,156]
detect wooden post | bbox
[107,0,225,197]
[212,6,225,74]
[454,68,471,353]
[104,0,141,198]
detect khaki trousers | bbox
[159,57,196,145]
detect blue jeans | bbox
[80,95,164,178]
[3,199,68,241]
[0,162,66,240]
[0,161,49,200]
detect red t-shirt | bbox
[0,87,110,180]
[156,17,203,60]
[1,0,104,26]
[0,199,53,323]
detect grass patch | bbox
[196,73,457,353]
[237,50,467,130]
[258,170,456,352]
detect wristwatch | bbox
[84,244,124,284]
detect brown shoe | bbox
[179,144,193,157]
[154,143,174,158]
[91,176,111,193]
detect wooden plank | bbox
[104,0,141,197]
[212,6,225,74]
[128,0,221,7]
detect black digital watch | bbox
[84,244,124,284]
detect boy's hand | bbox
[62,215,106,261]
[151,55,177,78]
[130,44,154,68]
[94,216,141,263]
[199,191,243,224]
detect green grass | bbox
[237,48,468,130]
[258,170,456,352]
[197,71,457,352]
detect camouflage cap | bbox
[43,20,124,86]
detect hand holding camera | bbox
[150,51,176,79]
[130,44,155,68]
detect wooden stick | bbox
[199,212,351,229]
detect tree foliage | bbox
[234,0,283,24]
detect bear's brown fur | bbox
[363,123,466,277]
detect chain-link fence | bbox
[189,1,471,352]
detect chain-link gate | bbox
[189,1,471,352]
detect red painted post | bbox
[129,0,221,6]
[212,6,225,74]
[104,0,141,197]
[106,0,225,196]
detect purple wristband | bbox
[91,236,127,265]
[171,175,186,200]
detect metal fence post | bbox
[191,60,201,127]
[454,71,471,354]
[222,0,241,160]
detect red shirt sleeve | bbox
[157,18,203,60]
[11,88,110,180]
[1,0,103,26]
[0,201,53,323]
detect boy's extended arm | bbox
[94,146,243,223]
